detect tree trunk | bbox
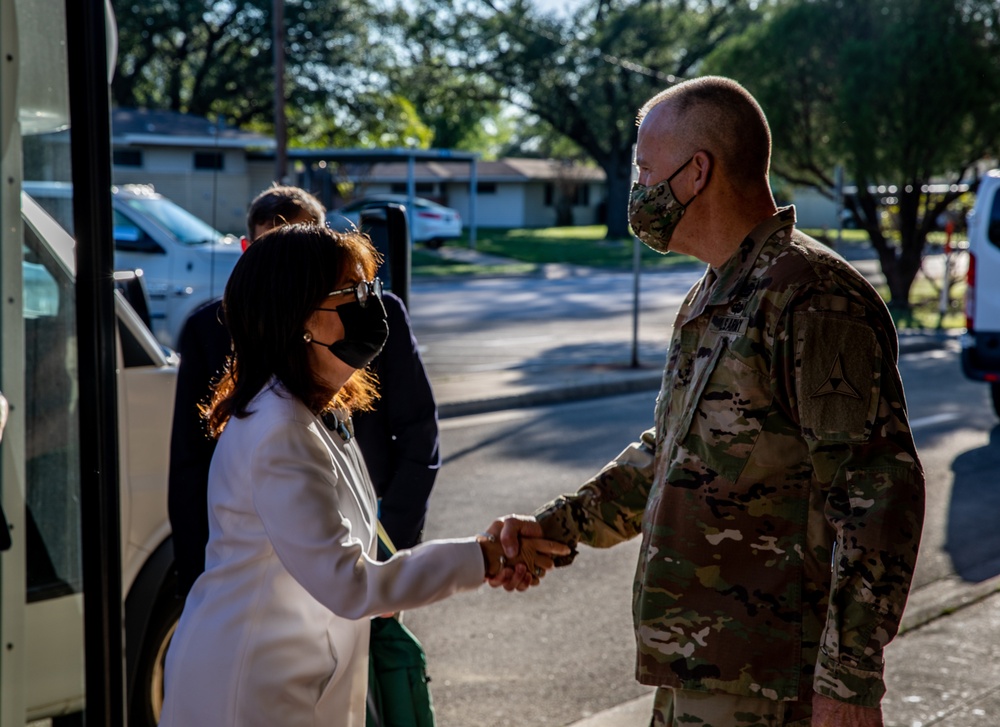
[887,187,926,311]
[603,148,633,239]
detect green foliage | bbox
[111,0,429,148]
[706,0,1000,308]
[410,0,763,237]
[876,276,967,331]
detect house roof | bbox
[361,158,606,183]
[112,108,275,150]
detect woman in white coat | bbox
[158,224,565,727]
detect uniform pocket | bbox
[665,335,726,447]
[684,345,772,482]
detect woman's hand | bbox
[478,515,571,591]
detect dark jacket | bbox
[167,292,439,597]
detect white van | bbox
[22,182,241,348]
[961,169,1000,416]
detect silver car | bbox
[328,194,462,249]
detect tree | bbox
[405,0,762,238]
[706,0,1000,309]
[111,0,425,147]
[377,6,505,152]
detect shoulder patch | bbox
[795,314,881,442]
[811,353,861,399]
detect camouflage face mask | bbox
[628,156,695,254]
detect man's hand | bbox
[812,693,883,727]
[482,514,570,592]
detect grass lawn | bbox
[414,225,967,331]
[878,276,967,331]
[412,226,702,277]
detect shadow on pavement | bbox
[946,424,1000,581]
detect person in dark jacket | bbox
[168,184,440,596]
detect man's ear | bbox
[690,150,713,195]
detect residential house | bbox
[111,109,275,234]
[342,158,608,228]
[29,108,608,232]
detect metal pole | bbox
[834,164,844,250]
[469,158,477,250]
[938,223,954,329]
[631,236,641,368]
[65,0,125,723]
[272,0,287,183]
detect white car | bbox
[961,169,1000,415]
[328,194,462,249]
[23,181,242,348]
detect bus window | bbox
[23,221,81,602]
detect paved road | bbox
[406,249,966,414]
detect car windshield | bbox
[119,196,224,245]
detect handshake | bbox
[476,515,572,592]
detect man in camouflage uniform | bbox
[490,77,924,726]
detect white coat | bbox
[159,381,484,727]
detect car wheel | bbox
[992,382,1000,418]
[425,238,444,250]
[128,574,184,727]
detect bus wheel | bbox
[129,581,184,727]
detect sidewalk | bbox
[561,575,1000,727]
[416,246,976,727]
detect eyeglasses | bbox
[320,277,383,309]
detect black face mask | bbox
[307,295,389,369]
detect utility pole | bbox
[273,0,287,183]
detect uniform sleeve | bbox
[354,293,440,550]
[534,428,657,566]
[777,287,925,707]
[250,417,483,620]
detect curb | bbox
[899,573,1000,635]
[437,371,663,419]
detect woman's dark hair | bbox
[205,223,380,436]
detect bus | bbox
[2,0,180,724]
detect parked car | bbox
[961,169,1000,416]
[22,181,241,348]
[328,194,462,249]
[21,191,179,727]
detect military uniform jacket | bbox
[536,208,924,707]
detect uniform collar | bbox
[707,206,796,306]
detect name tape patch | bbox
[709,315,748,336]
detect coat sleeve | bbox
[353,293,439,550]
[533,428,656,566]
[249,417,483,620]
[168,304,228,596]
[777,286,925,708]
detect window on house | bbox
[389,182,435,194]
[113,149,143,167]
[194,151,225,171]
[476,183,497,194]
